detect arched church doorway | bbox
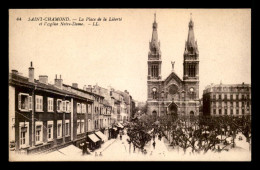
[168,102,178,116]
[190,111,194,115]
[152,110,157,117]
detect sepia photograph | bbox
[8,8,251,161]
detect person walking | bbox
[95,152,98,157]
[153,141,156,149]
[99,152,103,156]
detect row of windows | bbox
[94,118,111,129]
[77,119,85,134]
[94,106,111,115]
[18,93,90,113]
[212,101,250,107]
[19,120,70,148]
[212,86,250,92]
[151,92,196,100]
[77,103,87,114]
[212,94,250,100]
[213,108,248,115]
[18,118,112,148]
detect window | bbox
[225,109,227,115]
[21,129,26,145]
[57,120,62,138]
[247,102,249,107]
[18,93,32,111]
[81,120,84,133]
[77,103,82,113]
[236,94,239,100]
[213,109,216,114]
[77,120,80,134]
[230,94,233,100]
[242,102,244,107]
[236,109,239,115]
[247,94,250,100]
[152,87,157,99]
[224,95,227,99]
[224,101,227,107]
[213,95,216,99]
[81,103,86,113]
[219,94,221,100]
[48,98,54,112]
[57,99,62,112]
[19,122,29,148]
[35,121,43,144]
[35,95,43,112]
[65,120,69,136]
[66,101,71,113]
[230,109,233,115]
[236,102,239,108]
[219,109,222,115]
[47,121,53,141]
[242,109,245,115]
[242,95,244,100]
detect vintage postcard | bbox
[9,9,251,161]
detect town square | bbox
[9,9,251,161]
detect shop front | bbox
[87,133,101,151]
[95,131,108,143]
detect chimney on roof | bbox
[72,83,78,88]
[83,85,87,91]
[28,62,34,83]
[11,70,18,74]
[54,74,63,89]
[39,75,48,84]
[87,85,92,92]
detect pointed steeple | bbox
[150,13,160,54]
[185,13,198,54]
[183,14,199,81]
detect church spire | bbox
[150,13,160,54]
[185,13,198,54]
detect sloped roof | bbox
[103,99,111,107]
[164,71,183,85]
[9,73,94,101]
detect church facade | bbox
[147,14,200,117]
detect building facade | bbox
[203,83,251,116]
[9,62,94,154]
[147,14,200,117]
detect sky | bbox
[9,9,251,102]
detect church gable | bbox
[164,72,183,87]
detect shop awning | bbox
[46,145,81,157]
[88,134,100,143]
[58,145,82,156]
[95,131,107,142]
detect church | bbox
[147,14,200,117]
